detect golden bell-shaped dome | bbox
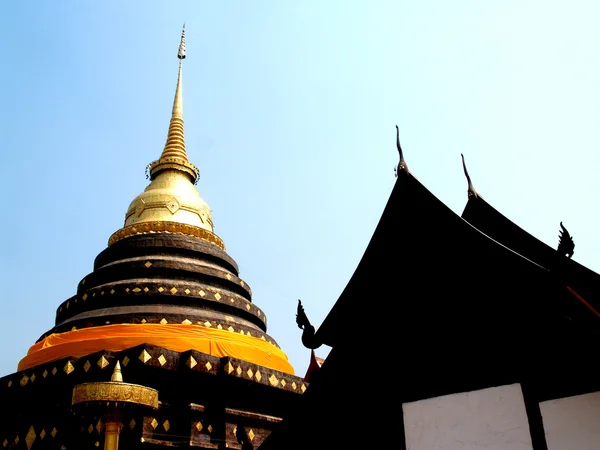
[124,170,213,231]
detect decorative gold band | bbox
[108,221,225,249]
[72,382,159,408]
[148,157,199,182]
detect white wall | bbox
[403,383,533,450]
[540,391,600,450]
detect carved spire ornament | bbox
[111,360,123,382]
[461,153,479,199]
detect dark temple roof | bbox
[462,187,600,317]
[261,165,600,449]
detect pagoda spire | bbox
[148,24,199,183]
[108,24,219,248]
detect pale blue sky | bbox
[2,1,600,377]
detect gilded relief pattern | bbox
[72,382,159,409]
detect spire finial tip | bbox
[178,24,187,59]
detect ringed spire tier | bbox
[148,23,198,180]
[108,24,219,248]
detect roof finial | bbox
[395,125,408,177]
[461,154,478,199]
[111,360,123,382]
[558,222,575,258]
[147,24,199,183]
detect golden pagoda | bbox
[0,26,307,450]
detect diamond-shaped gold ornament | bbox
[292,382,297,390]
[144,261,152,268]
[30,373,36,383]
[214,293,221,300]
[236,366,242,375]
[166,198,180,213]
[269,374,279,386]
[96,420,103,433]
[163,420,170,432]
[301,383,307,393]
[20,375,29,386]
[52,367,57,376]
[51,428,57,438]
[160,318,168,324]
[88,424,93,434]
[139,349,152,363]
[170,287,177,294]
[42,369,48,378]
[195,421,203,432]
[3,438,8,447]
[83,360,91,372]
[97,356,109,369]
[151,419,158,429]
[208,425,213,433]
[158,355,167,366]
[64,361,75,375]
[205,362,212,371]
[25,426,36,450]
[122,356,130,366]
[225,362,234,374]
[203,321,211,327]
[187,356,197,369]
[129,419,136,429]
[247,368,254,378]
[182,319,192,325]
[13,437,19,445]
[255,371,262,382]
[248,429,255,441]
[39,430,46,440]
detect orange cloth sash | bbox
[18,323,294,375]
